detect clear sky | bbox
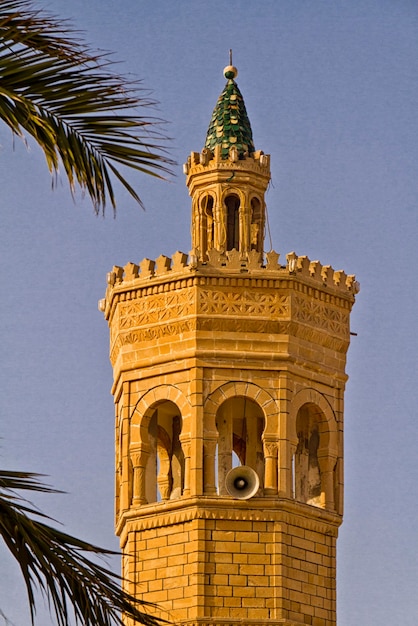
[1,1,418,624]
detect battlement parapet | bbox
[98,249,359,316]
[184,145,270,180]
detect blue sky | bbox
[1,1,418,624]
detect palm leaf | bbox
[0,470,165,626]
[0,1,174,213]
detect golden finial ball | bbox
[224,65,238,80]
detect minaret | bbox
[100,63,359,626]
[185,62,270,263]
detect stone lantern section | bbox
[100,64,359,626]
[184,64,270,262]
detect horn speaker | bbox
[225,465,260,499]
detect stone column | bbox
[131,446,148,505]
[263,440,278,495]
[180,437,191,496]
[318,453,337,511]
[203,438,218,495]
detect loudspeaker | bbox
[225,465,260,499]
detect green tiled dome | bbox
[205,69,255,160]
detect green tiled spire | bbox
[205,64,255,160]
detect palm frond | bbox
[0,470,165,626]
[0,0,89,61]
[0,1,175,213]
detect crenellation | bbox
[155,254,172,275]
[333,270,346,288]
[266,250,281,270]
[346,274,359,292]
[309,260,322,281]
[138,257,155,278]
[123,262,139,281]
[172,250,189,272]
[101,250,358,319]
[186,150,271,179]
[321,265,334,284]
[113,265,124,284]
[225,248,244,269]
[296,255,311,276]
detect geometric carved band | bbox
[109,315,349,365]
[116,289,348,336]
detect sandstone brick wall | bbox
[122,517,204,623]
[280,520,337,625]
[121,504,338,626]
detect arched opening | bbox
[225,194,240,251]
[215,396,264,495]
[200,194,214,259]
[145,400,184,503]
[250,196,263,252]
[294,403,322,507]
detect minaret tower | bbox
[100,63,359,626]
[186,61,270,263]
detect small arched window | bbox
[250,197,263,252]
[146,401,184,503]
[200,195,214,258]
[216,396,264,495]
[225,194,240,251]
[294,403,322,507]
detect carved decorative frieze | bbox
[109,285,351,365]
[198,288,289,318]
[293,295,349,338]
[118,288,195,330]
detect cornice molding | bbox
[117,496,341,542]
